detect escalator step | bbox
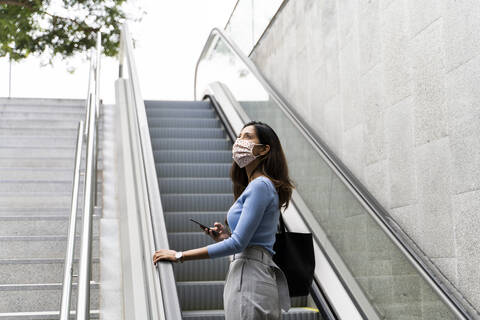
[147,118,221,129]
[158,177,232,194]
[177,281,225,310]
[145,100,211,109]
[164,211,228,232]
[154,150,232,163]
[149,127,226,139]
[146,108,216,119]
[177,281,308,311]
[168,232,217,252]
[155,163,231,178]
[160,193,234,212]
[173,257,230,281]
[182,307,321,320]
[151,138,230,151]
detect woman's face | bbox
[237,125,259,144]
[237,125,270,156]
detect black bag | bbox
[272,213,315,297]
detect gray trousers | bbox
[223,245,290,320]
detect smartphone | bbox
[190,218,219,236]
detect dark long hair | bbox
[230,120,295,213]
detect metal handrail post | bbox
[59,120,85,320]
[84,48,95,137]
[94,32,101,207]
[59,31,101,320]
[93,118,99,207]
[76,90,96,320]
[95,32,101,119]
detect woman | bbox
[153,120,295,319]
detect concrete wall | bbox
[249,0,480,311]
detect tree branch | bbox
[0,0,100,32]
[0,0,32,8]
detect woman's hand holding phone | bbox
[204,222,230,242]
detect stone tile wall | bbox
[250,0,480,311]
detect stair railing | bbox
[60,31,102,320]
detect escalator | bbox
[116,24,475,320]
[145,99,321,319]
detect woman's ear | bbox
[261,144,270,156]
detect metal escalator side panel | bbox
[117,23,183,320]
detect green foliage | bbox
[0,0,140,63]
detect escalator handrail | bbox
[119,23,183,319]
[194,27,474,320]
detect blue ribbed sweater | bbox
[207,176,280,258]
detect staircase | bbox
[0,98,101,319]
[146,100,321,320]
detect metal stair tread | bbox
[150,127,224,133]
[155,159,232,165]
[177,280,225,285]
[0,113,86,121]
[0,127,103,132]
[0,157,96,161]
[0,207,102,213]
[151,137,228,141]
[0,179,101,185]
[0,215,101,221]
[161,192,233,196]
[157,163,230,166]
[0,111,85,116]
[0,257,100,264]
[181,309,225,316]
[0,153,103,158]
[144,100,211,108]
[147,116,218,120]
[154,150,231,153]
[0,102,85,108]
[0,145,103,150]
[0,106,85,112]
[181,307,320,315]
[0,235,100,241]
[0,192,103,197]
[0,180,102,184]
[149,127,225,129]
[164,210,227,215]
[0,98,85,105]
[0,309,99,319]
[146,107,214,113]
[158,177,231,180]
[0,118,84,123]
[0,167,84,171]
[0,281,100,290]
[0,135,84,140]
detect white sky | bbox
[0,0,237,104]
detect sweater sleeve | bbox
[207,179,273,259]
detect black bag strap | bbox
[278,212,286,234]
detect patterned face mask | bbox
[232,138,264,168]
